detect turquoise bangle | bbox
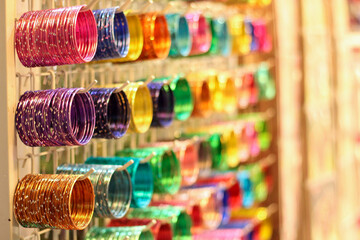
[116,147,181,194]
[85,157,154,208]
[166,13,192,57]
[209,17,231,56]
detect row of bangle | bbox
[15,5,272,67]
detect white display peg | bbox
[114,81,130,93]
[116,160,135,171]
[144,75,155,85]
[79,80,98,93]
[79,168,95,180]
[82,0,100,11]
[140,0,153,13]
[140,152,156,164]
[117,0,133,13]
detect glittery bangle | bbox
[147,81,175,128]
[186,13,212,56]
[85,226,154,240]
[89,88,131,139]
[13,174,94,230]
[113,13,144,62]
[138,13,171,60]
[92,7,129,61]
[56,164,132,218]
[15,88,95,146]
[108,218,173,240]
[165,13,192,57]
[15,5,98,67]
[116,147,181,195]
[127,206,192,240]
[85,157,153,208]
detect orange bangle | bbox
[138,13,171,60]
[14,174,94,230]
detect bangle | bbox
[113,13,144,62]
[85,157,153,208]
[123,82,153,133]
[228,14,251,55]
[169,76,194,121]
[89,88,131,139]
[56,164,131,218]
[14,174,94,230]
[116,147,181,195]
[127,206,192,240]
[165,13,192,57]
[109,218,173,240]
[85,226,154,239]
[187,73,212,117]
[15,88,95,146]
[147,81,175,128]
[92,7,129,61]
[197,140,212,177]
[186,13,212,56]
[15,5,97,67]
[209,17,231,56]
[138,13,171,60]
[221,130,240,169]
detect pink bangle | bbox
[15,5,98,67]
[186,13,212,56]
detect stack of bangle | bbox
[92,7,129,60]
[188,75,211,117]
[116,147,181,195]
[138,13,171,60]
[86,226,154,240]
[15,88,95,147]
[56,164,132,218]
[123,82,153,133]
[209,17,231,56]
[115,13,144,62]
[186,13,212,56]
[109,218,173,240]
[169,76,194,121]
[165,13,192,57]
[13,174,94,230]
[147,81,175,127]
[89,88,131,139]
[85,157,153,208]
[127,206,193,240]
[15,5,98,67]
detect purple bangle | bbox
[89,88,131,139]
[147,81,175,128]
[15,88,95,146]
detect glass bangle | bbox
[109,218,173,240]
[127,206,192,240]
[147,81,175,128]
[123,82,153,133]
[186,13,212,56]
[169,76,194,121]
[138,13,171,60]
[116,147,181,195]
[165,13,192,57]
[187,73,212,117]
[85,156,154,208]
[13,174,94,230]
[89,88,131,139]
[85,226,154,240]
[15,88,96,147]
[15,5,98,67]
[56,164,132,218]
[209,17,231,56]
[92,7,129,61]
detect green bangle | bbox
[85,226,154,240]
[127,206,192,240]
[85,156,154,208]
[116,147,181,194]
[169,76,194,121]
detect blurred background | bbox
[276,0,360,239]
